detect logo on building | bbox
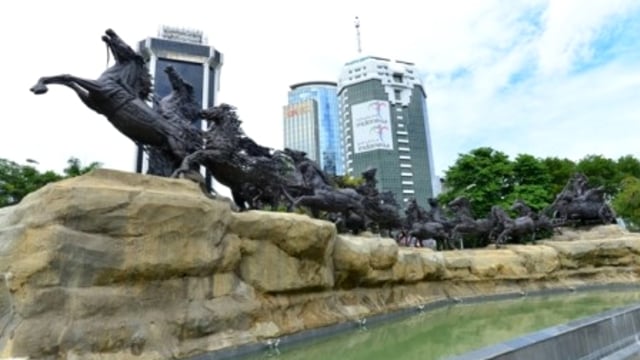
[369,101,387,117]
[284,101,313,119]
[371,124,389,141]
[351,100,393,153]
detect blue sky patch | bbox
[572,11,640,74]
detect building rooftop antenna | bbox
[355,16,362,53]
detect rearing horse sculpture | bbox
[30,29,201,177]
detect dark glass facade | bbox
[340,77,434,209]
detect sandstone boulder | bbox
[1,169,640,360]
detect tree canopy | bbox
[0,157,102,207]
[439,147,640,227]
[613,176,640,231]
[438,147,514,216]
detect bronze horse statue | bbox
[172,104,303,210]
[547,173,617,226]
[30,29,202,178]
[404,198,451,250]
[511,199,557,238]
[448,196,497,249]
[490,205,536,246]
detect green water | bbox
[241,290,640,360]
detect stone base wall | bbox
[1,169,638,359]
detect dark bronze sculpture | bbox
[355,169,403,236]
[403,198,451,249]
[29,29,620,249]
[30,29,203,180]
[172,104,301,210]
[511,199,557,238]
[547,173,617,226]
[490,205,535,246]
[148,66,203,177]
[285,150,369,232]
[448,196,496,249]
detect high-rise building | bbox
[135,26,223,177]
[338,56,437,208]
[283,82,343,175]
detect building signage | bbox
[351,100,393,153]
[284,100,314,119]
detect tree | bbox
[0,157,101,208]
[63,157,102,177]
[439,147,514,217]
[613,176,640,231]
[541,157,576,197]
[506,154,554,211]
[576,154,619,195]
[0,159,62,207]
[616,155,640,183]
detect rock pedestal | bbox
[1,169,639,359]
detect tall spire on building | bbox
[355,16,362,54]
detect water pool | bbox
[238,289,640,360]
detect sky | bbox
[0,0,638,189]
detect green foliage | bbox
[333,175,364,189]
[540,157,576,197]
[616,155,640,182]
[613,176,640,231]
[0,157,101,208]
[63,157,102,177]
[575,154,619,195]
[439,148,640,220]
[439,147,514,217]
[505,185,553,213]
[509,154,554,211]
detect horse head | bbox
[164,66,195,97]
[283,148,308,164]
[491,205,510,222]
[448,196,471,213]
[100,29,152,100]
[510,199,531,215]
[361,167,377,182]
[160,66,200,121]
[102,29,143,65]
[202,104,240,128]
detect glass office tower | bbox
[283,81,343,175]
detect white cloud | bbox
[0,0,638,193]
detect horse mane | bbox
[159,66,199,123]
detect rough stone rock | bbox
[239,239,334,292]
[231,211,336,292]
[229,211,335,259]
[541,237,640,269]
[1,169,640,360]
[333,235,399,286]
[550,224,627,241]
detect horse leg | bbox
[496,229,509,248]
[180,168,215,200]
[279,185,297,212]
[171,150,215,178]
[448,230,459,250]
[64,82,101,113]
[30,74,102,95]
